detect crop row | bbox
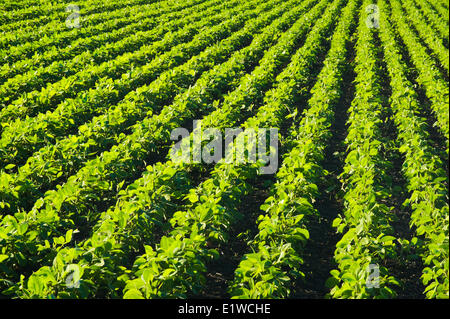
[0,0,276,215]
[413,0,449,46]
[0,0,253,169]
[0,0,159,47]
[230,0,359,299]
[328,0,400,298]
[0,0,221,106]
[121,0,346,299]
[0,0,107,26]
[0,0,210,89]
[400,0,449,75]
[379,0,449,299]
[6,0,323,298]
[1,1,165,63]
[428,0,449,23]
[388,0,449,152]
[0,0,309,296]
[0,0,150,25]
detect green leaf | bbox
[123,289,144,299]
[65,229,73,243]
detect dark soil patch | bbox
[196,175,274,298]
[375,26,426,299]
[291,22,357,298]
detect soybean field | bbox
[0,0,448,299]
